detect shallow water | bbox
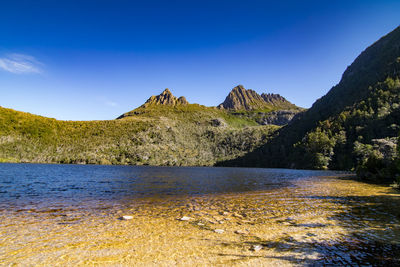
[0,163,399,266]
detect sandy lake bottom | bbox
[0,166,400,266]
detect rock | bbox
[121,215,133,220]
[177,96,189,105]
[251,245,263,251]
[214,229,225,234]
[197,222,205,226]
[234,229,249,235]
[233,213,244,219]
[179,216,191,221]
[211,118,227,127]
[213,216,224,221]
[193,206,201,211]
[259,110,301,126]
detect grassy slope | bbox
[0,104,278,166]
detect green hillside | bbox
[0,104,277,166]
[218,26,400,182]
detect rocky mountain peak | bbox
[218,85,297,110]
[141,88,189,107]
[218,85,265,110]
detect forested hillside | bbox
[218,26,400,183]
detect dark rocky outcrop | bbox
[258,110,301,126]
[210,118,227,127]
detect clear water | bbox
[0,163,341,210]
[0,163,399,266]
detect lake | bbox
[0,163,399,266]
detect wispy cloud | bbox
[0,53,43,74]
[105,101,118,107]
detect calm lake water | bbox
[1,163,399,266]
[0,163,342,210]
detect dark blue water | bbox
[0,163,343,210]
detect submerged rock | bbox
[251,245,263,251]
[234,229,249,235]
[233,213,244,218]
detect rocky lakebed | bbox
[1,171,399,266]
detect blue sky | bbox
[0,0,399,120]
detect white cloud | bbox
[105,101,118,107]
[0,53,43,74]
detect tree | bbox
[397,133,400,184]
[355,138,399,182]
[297,128,336,169]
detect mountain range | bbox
[0,85,294,166]
[1,26,399,182]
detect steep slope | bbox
[218,85,298,111]
[218,26,400,172]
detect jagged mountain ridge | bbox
[218,85,298,111]
[118,85,302,124]
[261,93,290,106]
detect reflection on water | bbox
[0,163,399,266]
[0,163,340,210]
